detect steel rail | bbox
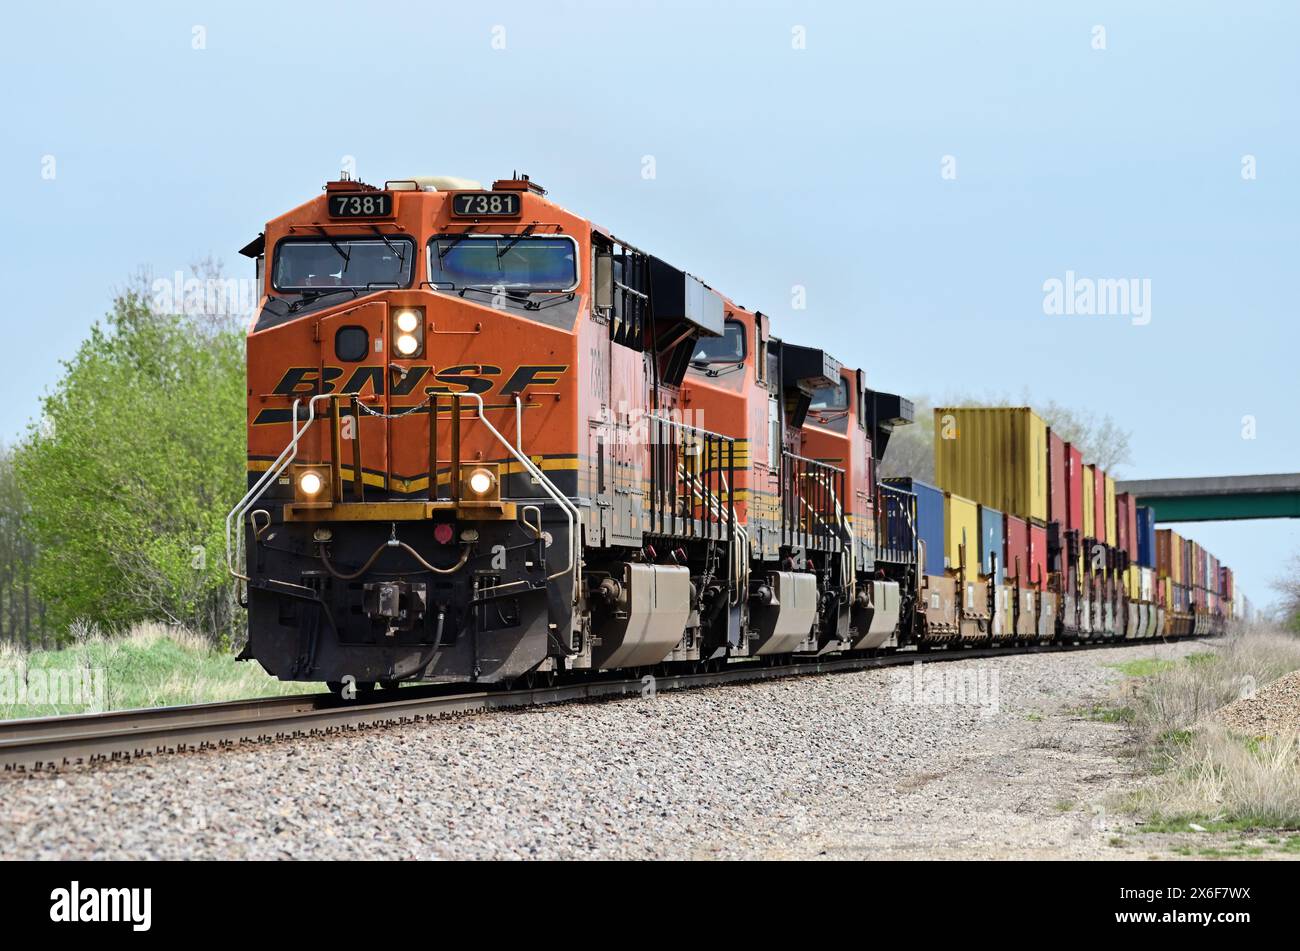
[0,635,1212,774]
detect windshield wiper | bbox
[496,225,535,259]
[437,231,476,260]
[286,287,360,314]
[694,361,745,379]
[371,228,406,266]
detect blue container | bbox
[1136,506,1157,568]
[978,505,1006,586]
[884,477,945,578]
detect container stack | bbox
[931,406,1233,638]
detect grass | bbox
[1105,657,1178,678]
[1070,703,1134,723]
[1111,623,1300,834]
[0,621,315,720]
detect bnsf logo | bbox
[253,364,567,425]
[270,364,567,398]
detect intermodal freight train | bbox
[226,172,1232,691]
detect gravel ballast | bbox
[0,640,1221,860]
[1214,668,1300,739]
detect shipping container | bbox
[1048,430,1067,526]
[884,477,945,578]
[1136,506,1156,567]
[1140,566,1154,602]
[979,505,1005,585]
[1125,495,1138,562]
[1029,522,1049,590]
[1004,514,1029,584]
[944,491,980,575]
[1115,493,1130,559]
[1104,474,1117,548]
[1156,528,1183,582]
[1064,443,1084,533]
[1082,465,1096,539]
[932,407,1048,522]
[1220,565,1234,599]
[1093,466,1107,543]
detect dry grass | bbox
[1129,623,1300,749]
[1123,623,1300,830]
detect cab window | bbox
[809,377,849,411]
[691,320,745,365]
[273,237,414,291]
[428,236,578,291]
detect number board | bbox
[327,192,394,218]
[451,192,521,217]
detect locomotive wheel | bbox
[519,669,556,690]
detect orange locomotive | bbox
[228,172,912,689]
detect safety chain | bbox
[353,396,432,420]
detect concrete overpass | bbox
[1116,473,1300,522]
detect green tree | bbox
[15,289,245,640]
[0,443,45,646]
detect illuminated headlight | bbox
[391,306,425,357]
[467,468,495,495]
[299,470,324,495]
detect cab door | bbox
[318,301,390,496]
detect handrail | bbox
[225,392,338,586]
[458,392,581,606]
[226,391,581,618]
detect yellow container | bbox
[1082,465,1096,539]
[1169,529,1183,584]
[1127,567,1139,600]
[1104,475,1117,547]
[943,492,980,574]
[932,407,1048,522]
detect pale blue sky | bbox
[1,0,1295,610]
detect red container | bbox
[1114,492,1138,561]
[1092,465,1107,542]
[1063,442,1084,533]
[1004,515,1029,584]
[1028,521,1049,590]
[1126,497,1138,562]
[1048,430,1067,526]
[1114,492,1130,557]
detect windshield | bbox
[809,378,849,411]
[273,238,413,291]
[691,320,745,364]
[429,236,577,290]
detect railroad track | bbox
[0,637,1204,772]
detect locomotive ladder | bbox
[780,451,847,553]
[647,414,747,603]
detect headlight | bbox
[299,471,323,495]
[467,468,495,495]
[391,306,425,357]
